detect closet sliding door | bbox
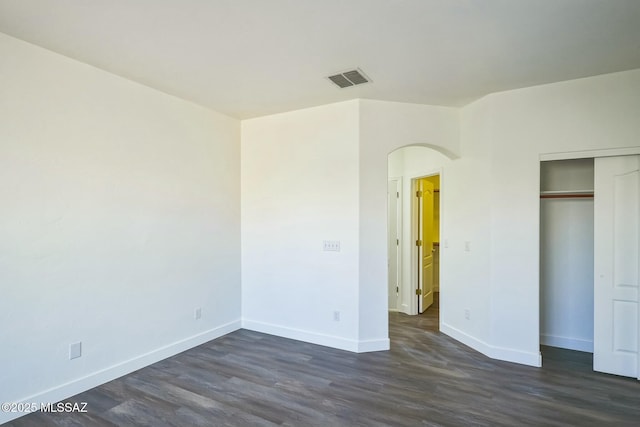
[594,155,640,379]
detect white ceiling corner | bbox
[0,0,639,119]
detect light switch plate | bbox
[323,240,341,252]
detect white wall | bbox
[474,69,640,365]
[241,101,362,350]
[540,199,594,351]
[388,149,405,179]
[0,33,241,423]
[436,98,494,351]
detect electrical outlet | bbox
[464,309,471,320]
[323,240,341,252]
[333,311,341,321]
[69,342,82,360]
[194,308,202,320]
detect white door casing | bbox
[594,155,640,379]
[388,178,402,311]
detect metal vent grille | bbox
[328,74,354,88]
[327,68,370,88]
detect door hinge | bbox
[416,240,422,246]
[396,238,399,246]
[396,286,399,294]
[416,190,423,197]
[415,288,422,295]
[397,191,400,198]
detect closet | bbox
[540,158,595,353]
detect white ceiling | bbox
[1,0,640,119]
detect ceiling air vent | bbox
[327,68,371,88]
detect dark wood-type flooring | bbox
[7,295,640,426]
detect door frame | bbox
[388,177,403,312]
[410,170,442,316]
[539,146,640,376]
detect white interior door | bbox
[420,179,434,313]
[414,178,435,314]
[388,179,401,310]
[594,155,640,378]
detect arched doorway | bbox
[387,146,452,321]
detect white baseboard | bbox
[241,319,389,353]
[540,333,593,353]
[357,338,390,353]
[1,320,241,425]
[441,322,542,367]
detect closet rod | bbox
[540,193,594,199]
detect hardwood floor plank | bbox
[6,298,640,426]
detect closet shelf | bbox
[540,190,594,199]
